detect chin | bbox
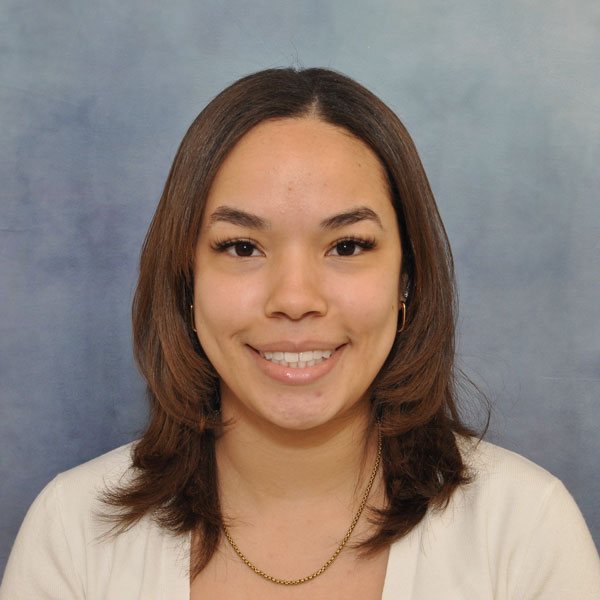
[270,412,334,433]
[254,391,368,434]
[256,401,332,432]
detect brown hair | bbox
[104,67,481,576]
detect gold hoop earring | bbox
[397,301,406,333]
[190,304,197,332]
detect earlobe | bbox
[398,273,410,304]
[397,275,409,334]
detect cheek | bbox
[339,272,400,326]
[193,272,263,334]
[345,296,398,335]
[193,282,241,373]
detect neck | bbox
[216,401,379,509]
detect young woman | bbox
[2,68,599,599]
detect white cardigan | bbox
[2,439,599,599]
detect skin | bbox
[190,117,402,598]
[193,116,402,437]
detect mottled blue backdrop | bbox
[2,0,599,575]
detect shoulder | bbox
[22,442,138,544]
[458,436,562,499]
[425,436,564,527]
[31,442,138,531]
[418,437,600,597]
[1,443,191,598]
[52,442,137,505]
[385,438,600,598]
[449,437,574,539]
[0,443,135,598]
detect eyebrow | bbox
[207,205,383,230]
[319,207,383,230]
[208,206,269,229]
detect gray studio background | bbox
[2,0,599,575]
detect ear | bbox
[399,272,410,303]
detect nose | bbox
[264,252,328,321]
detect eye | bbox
[231,241,258,257]
[212,239,262,257]
[334,240,359,256]
[328,237,376,257]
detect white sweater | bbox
[1,439,599,599]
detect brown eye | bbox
[233,241,256,257]
[327,237,376,257]
[212,238,262,257]
[335,240,358,256]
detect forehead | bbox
[203,117,395,228]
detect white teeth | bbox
[259,349,336,369]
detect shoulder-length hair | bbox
[104,67,479,576]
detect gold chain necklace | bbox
[222,430,383,586]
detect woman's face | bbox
[193,117,402,433]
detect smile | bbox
[258,349,334,369]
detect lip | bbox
[248,343,346,386]
[252,341,344,353]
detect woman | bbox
[2,68,599,599]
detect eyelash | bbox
[211,238,262,257]
[329,236,377,256]
[210,236,377,257]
